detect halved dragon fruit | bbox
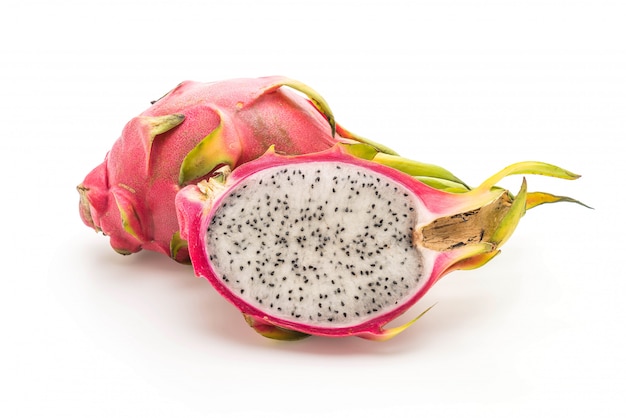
[176,145,585,340]
[77,76,399,262]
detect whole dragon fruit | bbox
[78,76,401,262]
[176,144,585,340]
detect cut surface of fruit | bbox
[206,161,426,327]
[176,145,585,340]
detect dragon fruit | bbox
[176,144,585,340]
[77,76,403,262]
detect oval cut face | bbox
[205,161,427,327]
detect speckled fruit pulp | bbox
[206,162,426,327]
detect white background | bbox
[1,0,624,416]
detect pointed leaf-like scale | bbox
[169,231,190,264]
[178,108,242,186]
[77,185,97,230]
[358,304,437,341]
[489,178,528,248]
[372,153,470,190]
[111,186,145,243]
[441,250,501,276]
[177,144,582,340]
[415,177,472,193]
[335,123,399,156]
[113,115,183,179]
[145,113,186,136]
[138,114,185,170]
[77,163,109,232]
[427,243,498,281]
[526,191,592,210]
[476,161,581,192]
[104,188,143,255]
[244,314,310,341]
[338,142,380,160]
[257,77,337,136]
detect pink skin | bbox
[78,77,357,262]
[176,147,504,339]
